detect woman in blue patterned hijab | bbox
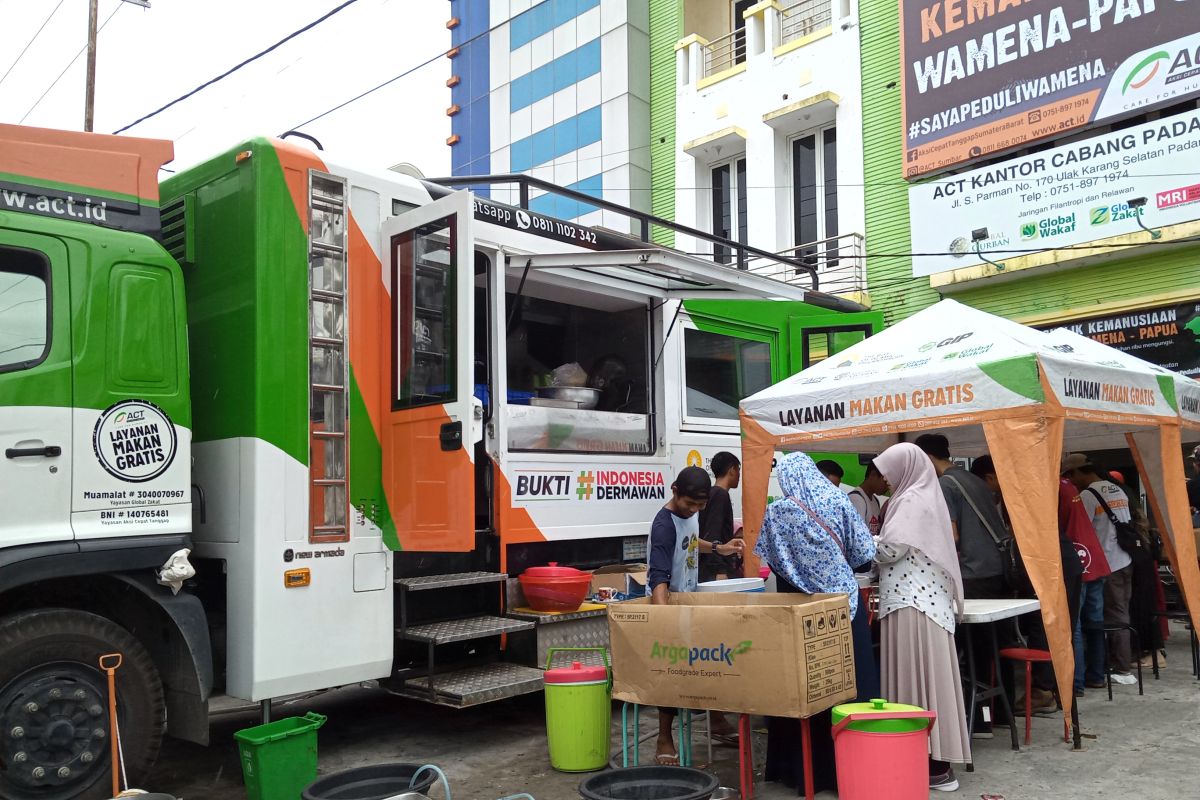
[756,452,876,614]
[757,451,880,796]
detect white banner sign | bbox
[909,108,1200,278]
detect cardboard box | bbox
[590,563,648,596]
[607,592,856,718]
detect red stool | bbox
[998,647,1065,744]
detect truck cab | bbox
[0,125,203,800]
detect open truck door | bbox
[381,191,476,552]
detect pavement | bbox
[148,621,1200,800]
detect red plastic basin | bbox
[519,568,592,612]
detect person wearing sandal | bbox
[754,453,879,795]
[647,466,745,765]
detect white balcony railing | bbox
[780,0,833,45]
[677,0,844,88]
[744,233,866,295]
[700,28,746,80]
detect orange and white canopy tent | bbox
[738,299,1200,729]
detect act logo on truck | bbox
[92,399,178,482]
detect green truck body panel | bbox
[0,208,190,427]
[685,300,884,484]
[161,142,309,467]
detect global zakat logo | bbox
[1091,202,1142,226]
[1122,50,1170,95]
[92,400,178,483]
[650,640,752,667]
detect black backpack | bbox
[1085,487,1152,564]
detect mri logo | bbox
[686,449,704,468]
[576,471,595,500]
[1122,51,1170,94]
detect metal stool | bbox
[619,705,754,798]
[1101,623,1144,700]
[619,704,711,768]
[1151,610,1199,679]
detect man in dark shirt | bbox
[914,435,1008,594]
[699,451,741,582]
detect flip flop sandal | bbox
[655,752,680,766]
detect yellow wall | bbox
[685,0,733,41]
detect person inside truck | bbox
[648,466,745,765]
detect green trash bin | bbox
[234,712,327,800]
[544,647,611,772]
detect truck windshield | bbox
[504,290,651,454]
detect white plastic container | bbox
[696,578,766,593]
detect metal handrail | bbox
[780,0,833,43]
[701,27,746,78]
[424,173,821,289]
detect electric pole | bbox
[84,0,150,132]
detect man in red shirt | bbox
[1060,477,1112,695]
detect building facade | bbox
[668,0,868,296]
[860,0,1200,380]
[448,0,653,228]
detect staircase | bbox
[391,571,544,707]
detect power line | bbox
[0,0,66,89]
[289,15,513,132]
[112,0,362,134]
[19,1,121,124]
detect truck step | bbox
[394,571,508,591]
[398,615,535,644]
[394,663,545,707]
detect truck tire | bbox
[0,609,166,800]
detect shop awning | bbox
[506,249,864,312]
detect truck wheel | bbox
[0,609,166,800]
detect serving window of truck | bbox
[504,285,652,455]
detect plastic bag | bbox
[550,362,588,387]
[157,548,196,595]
